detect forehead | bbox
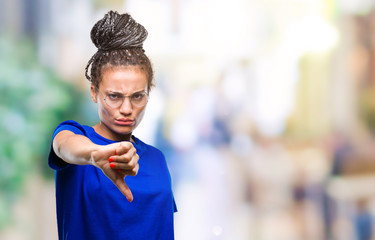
[99,66,148,91]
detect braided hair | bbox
[85,11,154,92]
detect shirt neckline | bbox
[84,125,146,156]
[86,125,135,143]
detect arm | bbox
[53,130,99,166]
[52,130,139,202]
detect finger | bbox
[107,149,119,162]
[110,150,138,164]
[114,177,133,202]
[132,164,139,176]
[116,169,138,176]
[110,152,139,165]
[116,142,133,156]
[108,150,132,162]
[120,146,136,160]
[122,165,139,176]
[110,163,139,176]
[109,162,137,170]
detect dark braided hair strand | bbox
[85,11,154,92]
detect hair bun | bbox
[90,11,148,51]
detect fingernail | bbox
[109,158,114,162]
[110,163,115,168]
[116,169,121,173]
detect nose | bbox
[119,96,133,115]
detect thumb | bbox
[114,176,133,202]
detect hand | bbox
[90,142,139,202]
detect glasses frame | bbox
[99,90,149,109]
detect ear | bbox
[91,85,98,103]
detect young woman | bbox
[49,11,177,239]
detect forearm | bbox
[53,130,99,166]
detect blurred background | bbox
[2,0,375,239]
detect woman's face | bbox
[91,66,148,141]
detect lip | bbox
[115,118,135,126]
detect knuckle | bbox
[125,155,132,163]
[129,149,137,156]
[128,162,135,169]
[126,169,137,176]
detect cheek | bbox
[135,107,146,124]
[98,101,113,119]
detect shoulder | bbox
[52,120,89,138]
[133,136,164,158]
[55,120,84,132]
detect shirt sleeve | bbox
[173,196,178,213]
[48,120,86,171]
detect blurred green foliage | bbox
[0,36,81,229]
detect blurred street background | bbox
[2,0,375,239]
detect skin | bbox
[91,66,148,142]
[53,66,149,202]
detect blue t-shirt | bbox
[49,120,177,240]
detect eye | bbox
[107,93,122,100]
[132,92,146,101]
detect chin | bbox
[114,126,133,134]
[115,126,135,135]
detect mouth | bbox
[115,118,135,126]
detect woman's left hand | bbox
[91,141,139,202]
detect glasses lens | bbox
[104,94,123,108]
[130,92,148,107]
[103,92,148,108]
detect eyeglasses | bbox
[100,91,149,108]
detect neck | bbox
[93,123,133,142]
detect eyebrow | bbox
[106,90,146,95]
